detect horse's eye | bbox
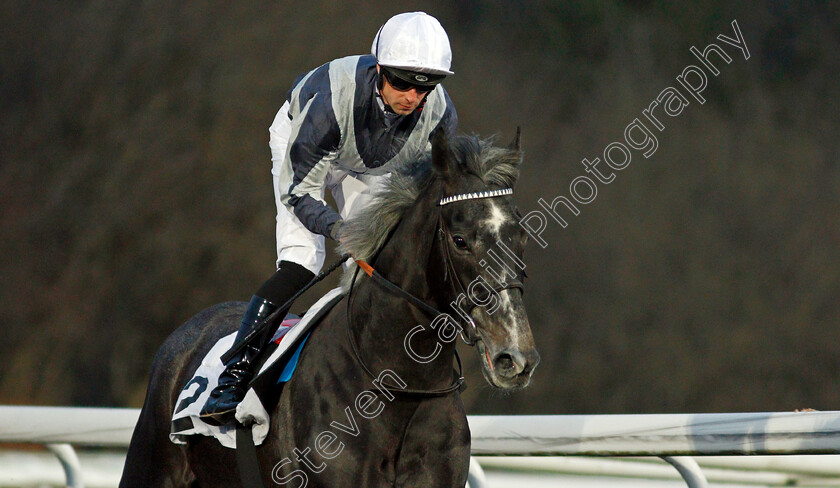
[452,234,469,250]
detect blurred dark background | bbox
[2,1,838,414]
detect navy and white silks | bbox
[268,55,457,274]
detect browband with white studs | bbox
[438,188,513,206]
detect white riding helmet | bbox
[372,12,453,76]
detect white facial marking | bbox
[483,201,510,237]
[499,289,519,345]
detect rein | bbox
[345,262,465,398]
[343,185,523,397]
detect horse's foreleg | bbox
[120,399,195,487]
[394,398,471,487]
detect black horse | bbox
[120,130,539,487]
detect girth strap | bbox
[236,424,266,488]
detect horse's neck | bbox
[350,186,457,389]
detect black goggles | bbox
[381,68,443,93]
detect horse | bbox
[120,129,540,487]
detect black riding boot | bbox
[200,260,315,424]
[200,295,278,424]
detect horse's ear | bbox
[431,128,452,178]
[509,126,522,151]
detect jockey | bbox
[201,11,458,423]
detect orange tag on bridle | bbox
[355,259,375,277]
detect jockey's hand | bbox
[330,220,344,243]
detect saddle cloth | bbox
[169,287,345,448]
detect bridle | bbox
[345,186,523,397]
[437,214,524,346]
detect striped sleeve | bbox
[282,65,343,237]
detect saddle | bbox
[169,287,346,448]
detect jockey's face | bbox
[378,67,429,115]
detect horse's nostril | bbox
[494,353,515,372]
[493,350,526,377]
[492,349,540,379]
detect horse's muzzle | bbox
[494,348,540,379]
[493,347,540,386]
[478,340,540,389]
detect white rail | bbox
[468,411,840,455]
[2,407,840,488]
[0,407,137,447]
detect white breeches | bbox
[268,101,383,274]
